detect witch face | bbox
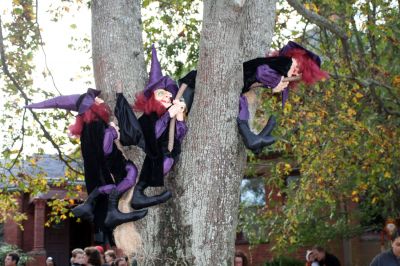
[154,89,172,108]
[288,58,300,77]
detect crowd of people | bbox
[3,246,136,266]
[68,246,135,266]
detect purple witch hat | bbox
[143,44,178,98]
[279,41,322,67]
[25,88,101,115]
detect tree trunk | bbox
[138,1,277,265]
[91,0,147,256]
[241,0,277,125]
[91,0,146,103]
[91,0,277,264]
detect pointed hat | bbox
[143,44,178,98]
[25,88,101,114]
[279,41,322,67]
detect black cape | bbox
[115,93,182,187]
[80,119,130,241]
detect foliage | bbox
[142,0,201,79]
[0,0,202,227]
[0,242,32,265]
[239,0,400,255]
[0,0,86,226]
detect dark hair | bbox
[312,245,326,252]
[234,251,248,266]
[84,247,102,266]
[6,253,20,264]
[105,250,116,260]
[112,258,126,266]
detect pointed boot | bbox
[237,118,275,154]
[72,187,101,222]
[131,180,172,209]
[104,189,148,228]
[258,115,277,137]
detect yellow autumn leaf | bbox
[352,197,359,203]
[372,197,379,204]
[392,75,400,87]
[347,108,356,116]
[355,92,363,98]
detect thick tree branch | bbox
[0,15,83,176]
[286,0,354,75]
[286,0,347,39]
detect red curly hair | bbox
[283,48,329,85]
[133,91,167,117]
[69,102,111,137]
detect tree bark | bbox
[241,0,277,126]
[91,0,146,103]
[91,0,277,264]
[91,0,147,256]
[137,1,277,265]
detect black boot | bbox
[131,180,172,209]
[104,189,148,228]
[72,187,101,222]
[258,115,277,137]
[237,118,275,154]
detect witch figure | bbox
[115,45,194,209]
[25,88,147,244]
[238,40,329,153]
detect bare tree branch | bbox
[286,0,348,39]
[286,0,354,75]
[0,15,83,176]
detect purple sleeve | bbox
[175,121,188,142]
[256,64,282,89]
[238,95,249,121]
[282,87,289,108]
[155,112,171,139]
[103,127,118,155]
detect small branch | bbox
[286,0,354,76]
[330,74,400,116]
[0,15,83,175]
[7,109,27,171]
[286,0,348,40]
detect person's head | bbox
[391,230,400,256]
[45,256,55,266]
[4,253,19,266]
[306,250,317,262]
[312,246,326,261]
[234,251,248,266]
[84,247,102,266]
[104,250,116,263]
[113,257,128,266]
[71,248,85,265]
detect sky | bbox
[0,0,93,156]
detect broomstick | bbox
[249,74,302,89]
[168,83,188,152]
